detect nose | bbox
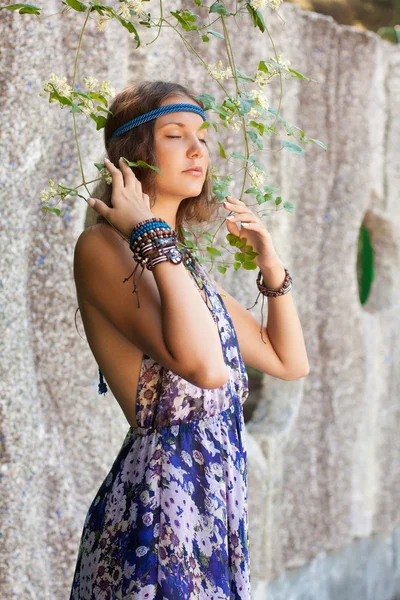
[188,136,205,158]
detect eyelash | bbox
[167,136,208,145]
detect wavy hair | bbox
[85,79,219,244]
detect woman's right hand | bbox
[88,157,156,238]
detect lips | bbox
[182,166,203,174]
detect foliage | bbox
[2,0,327,272]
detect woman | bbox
[70,79,309,599]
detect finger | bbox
[223,200,247,213]
[87,197,110,218]
[119,157,142,189]
[241,222,262,230]
[226,212,257,223]
[225,196,246,207]
[226,218,241,237]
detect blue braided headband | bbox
[111,103,207,140]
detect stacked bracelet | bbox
[247,267,294,346]
[256,268,293,297]
[123,217,184,309]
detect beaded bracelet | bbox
[256,268,292,297]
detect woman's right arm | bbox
[74,225,229,389]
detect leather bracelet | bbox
[256,268,292,297]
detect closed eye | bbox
[167,136,208,145]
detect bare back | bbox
[74,223,209,429]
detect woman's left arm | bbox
[212,195,310,381]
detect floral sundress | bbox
[69,255,251,600]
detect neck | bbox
[151,196,182,232]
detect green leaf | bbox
[207,29,224,39]
[42,205,61,216]
[89,2,114,16]
[249,120,265,135]
[213,105,230,117]
[198,121,210,131]
[193,94,215,110]
[226,233,240,246]
[283,201,295,213]
[275,196,282,205]
[206,246,222,257]
[201,35,210,42]
[287,67,318,83]
[238,97,252,115]
[87,91,108,107]
[217,265,227,274]
[91,114,107,130]
[181,227,193,238]
[242,260,258,270]
[308,138,328,151]
[230,152,247,161]
[218,142,227,159]
[114,14,141,47]
[233,68,253,82]
[233,261,241,271]
[209,2,231,16]
[234,252,245,263]
[280,140,305,154]
[244,187,258,195]
[246,130,258,143]
[135,160,162,174]
[63,0,87,11]
[0,3,41,14]
[202,231,213,243]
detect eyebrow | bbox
[158,121,207,132]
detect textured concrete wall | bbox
[1,1,399,598]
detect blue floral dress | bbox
[69,255,250,600]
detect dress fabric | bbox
[69,258,250,600]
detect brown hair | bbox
[87,79,219,244]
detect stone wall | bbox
[1,1,399,598]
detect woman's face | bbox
[153,96,209,201]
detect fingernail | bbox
[104,157,110,162]
[227,215,235,221]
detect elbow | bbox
[284,366,310,381]
[190,364,229,389]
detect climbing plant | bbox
[1,0,326,273]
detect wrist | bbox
[259,262,286,290]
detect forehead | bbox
[155,98,205,131]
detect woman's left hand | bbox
[223,195,282,270]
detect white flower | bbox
[206,60,232,81]
[142,512,154,526]
[249,0,283,10]
[95,15,110,32]
[136,545,149,557]
[98,80,115,97]
[117,4,131,19]
[249,89,269,111]
[210,462,223,477]
[137,584,157,600]
[79,99,95,116]
[40,73,72,99]
[182,451,193,467]
[40,179,58,204]
[249,166,265,187]
[84,76,98,91]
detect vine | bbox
[1,0,326,274]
